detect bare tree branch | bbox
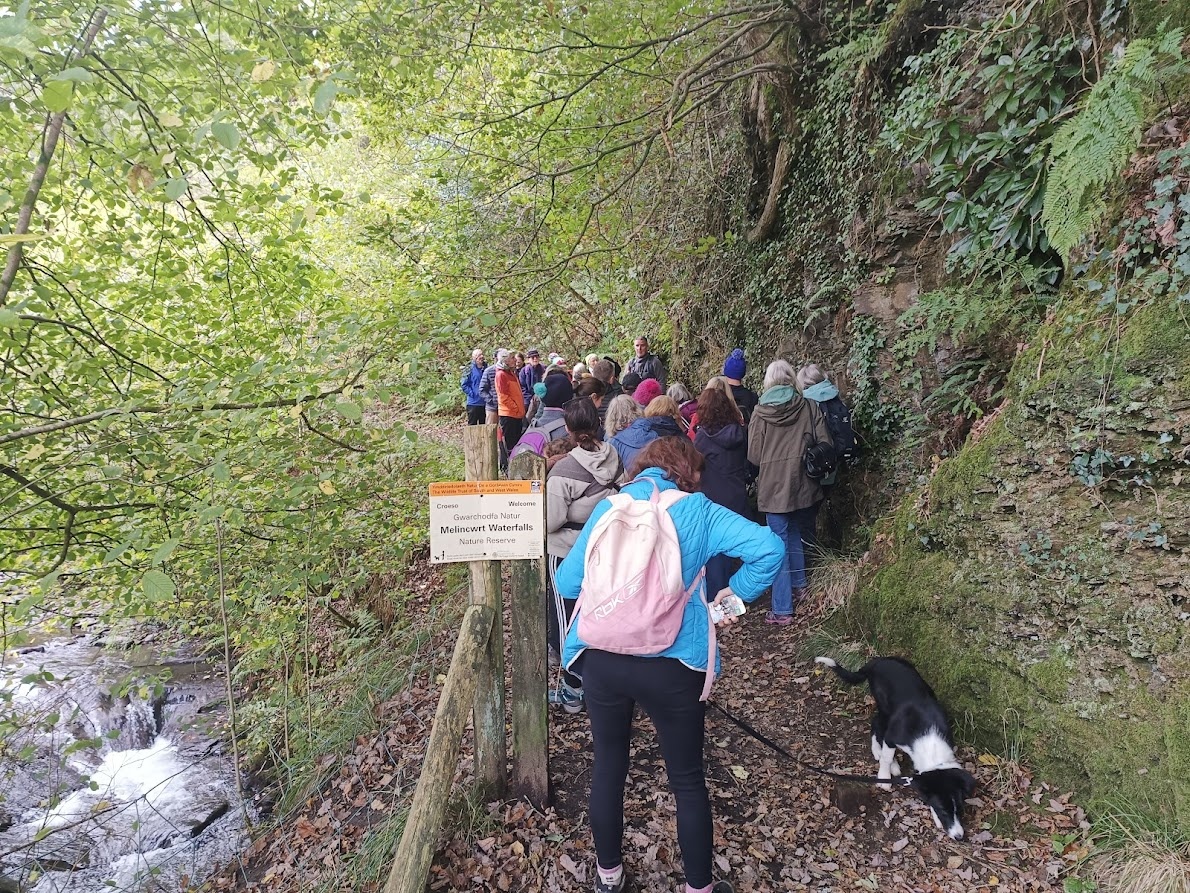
[0,361,372,447]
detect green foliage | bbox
[1110,140,1190,303]
[883,17,1081,275]
[1043,29,1186,260]
[847,314,905,446]
[338,0,802,357]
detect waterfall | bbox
[0,637,251,893]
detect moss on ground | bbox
[848,285,1190,834]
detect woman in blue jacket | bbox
[555,437,782,893]
[608,397,684,470]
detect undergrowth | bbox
[265,581,464,819]
[312,806,408,893]
[1043,28,1186,260]
[1091,803,1190,893]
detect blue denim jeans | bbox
[766,505,820,615]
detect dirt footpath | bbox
[432,607,1092,893]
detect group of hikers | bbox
[457,340,857,893]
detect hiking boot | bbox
[548,683,584,714]
[764,611,793,626]
[593,867,630,893]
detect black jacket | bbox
[730,384,759,424]
[694,423,751,518]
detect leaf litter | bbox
[212,568,1094,892]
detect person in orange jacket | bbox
[495,349,526,470]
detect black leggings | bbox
[580,650,712,887]
[498,416,522,470]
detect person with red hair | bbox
[693,387,752,599]
[555,436,782,893]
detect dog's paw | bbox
[891,759,903,777]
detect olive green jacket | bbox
[747,386,832,514]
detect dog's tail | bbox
[815,656,869,686]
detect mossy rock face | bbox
[851,292,1190,833]
[1129,0,1190,36]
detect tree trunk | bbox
[746,139,793,243]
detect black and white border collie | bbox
[815,655,977,840]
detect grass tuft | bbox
[1091,805,1190,893]
[1093,838,1190,893]
[802,551,863,625]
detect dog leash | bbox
[706,699,913,788]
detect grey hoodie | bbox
[546,442,626,558]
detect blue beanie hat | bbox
[533,381,547,399]
[723,348,746,380]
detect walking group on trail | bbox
[457,341,867,892]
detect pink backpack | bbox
[575,478,717,699]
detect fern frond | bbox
[1042,30,1186,261]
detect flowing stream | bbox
[0,633,252,893]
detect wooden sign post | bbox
[462,425,506,800]
[507,450,549,807]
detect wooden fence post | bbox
[463,425,506,799]
[383,605,494,893]
[507,451,549,807]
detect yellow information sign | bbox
[428,480,544,563]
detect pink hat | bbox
[633,378,663,406]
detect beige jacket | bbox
[546,443,626,558]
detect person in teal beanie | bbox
[797,363,857,468]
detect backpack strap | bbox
[553,455,621,500]
[681,566,717,701]
[804,400,822,447]
[702,579,717,701]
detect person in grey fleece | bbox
[545,396,626,709]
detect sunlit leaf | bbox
[334,400,362,421]
[141,570,175,602]
[40,80,72,112]
[211,121,241,151]
[150,538,179,566]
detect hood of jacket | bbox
[698,422,746,450]
[567,441,623,484]
[753,387,808,426]
[615,415,682,447]
[532,406,565,427]
[802,380,838,402]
